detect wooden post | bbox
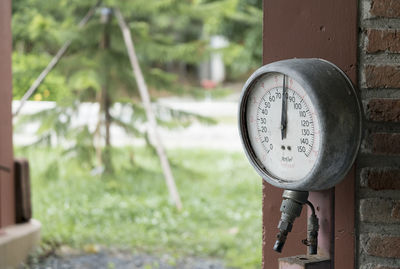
[0,0,15,228]
[262,0,358,268]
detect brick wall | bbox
[358,0,400,268]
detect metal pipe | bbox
[303,200,319,255]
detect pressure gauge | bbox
[238,58,362,191]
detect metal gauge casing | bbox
[238,58,362,191]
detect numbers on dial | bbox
[256,87,315,157]
[245,72,320,182]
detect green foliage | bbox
[11,0,262,169]
[16,146,262,268]
[12,2,263,265]
[205,0,263,78]
[220,0,263,77]
[12,0,215,170]
[12,0,262,99]
[12,52,69,101]
[11,0,213,99]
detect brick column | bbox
[358,0,400,268]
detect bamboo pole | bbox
[114,8,183,210]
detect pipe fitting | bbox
[273,190,309,253]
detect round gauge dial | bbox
[245,73,320,181]
[238,58,362,191]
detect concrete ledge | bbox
[0,219,41,269]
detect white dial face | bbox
[245,72,321,181]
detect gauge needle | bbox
[281,75,287,140]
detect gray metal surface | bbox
[238,58,362,191]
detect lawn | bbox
[15,146,262,268]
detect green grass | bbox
[15,146,262,268]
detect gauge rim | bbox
[238,58,362,191]
[238,70,325,188]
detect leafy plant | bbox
[12,0,216,172]
[12,0,262,172]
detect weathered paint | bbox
[0,0,15,228]
[334,168,355,269]
[262,0,357,268]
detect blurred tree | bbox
[12,0,262,172]
[203,0,262,78]
[12,0,215,173]
[220,0,262,78]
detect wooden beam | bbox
[262,0,358,268]
[0,0,15,228]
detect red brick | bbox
[371,0,400,18]
[367,99,400,122]
[365,65,400,88]
[367,29,400,53]
[392,203,400,218]
[360,198,400,223]
[363,168,400,190]
[372,133,400,154]
[365,234,400,258]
